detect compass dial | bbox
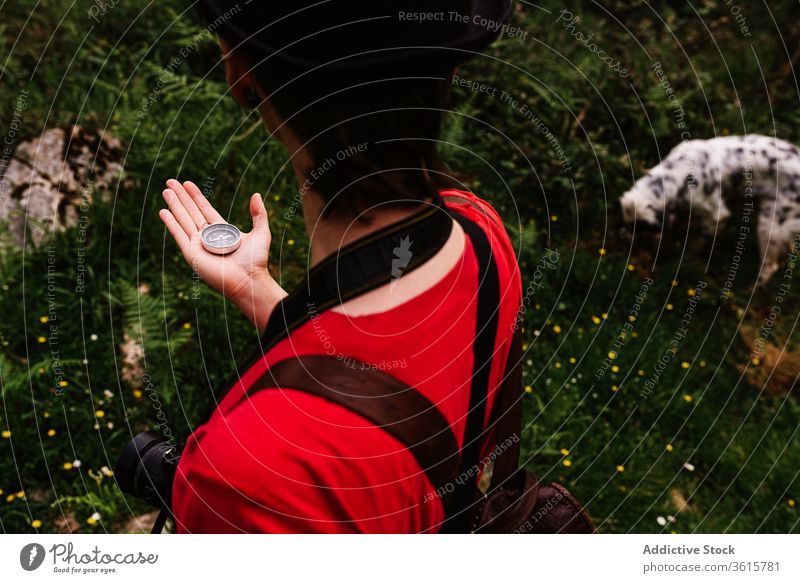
[200,223,242,255]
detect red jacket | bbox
[172,190,522,533]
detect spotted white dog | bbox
[620,135,800,284]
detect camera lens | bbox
[115,431,180,509]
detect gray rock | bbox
[0,126,123,246]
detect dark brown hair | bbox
[196,2,460,217]
[252,68,453,218]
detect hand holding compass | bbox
[159,178,287,332]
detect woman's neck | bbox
[283,138,426,265]
[303,192,423,266]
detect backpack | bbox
[234,213,595,533]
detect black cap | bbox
[194,0,513,76]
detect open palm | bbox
[159,178,286,330]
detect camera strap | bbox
[204,198,453,423]
[261,199,454,353]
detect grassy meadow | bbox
[0,0,798,532]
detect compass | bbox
[200,222,242,255]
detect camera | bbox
[115,431,180,510]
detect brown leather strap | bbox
[232,355,461,498]
[486,329,523,489]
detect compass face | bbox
[200,223,242,255]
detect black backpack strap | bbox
[232,355,461,500]
[230,211,512,533]
[439,212,502,532]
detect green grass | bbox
[0,0,798,532]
